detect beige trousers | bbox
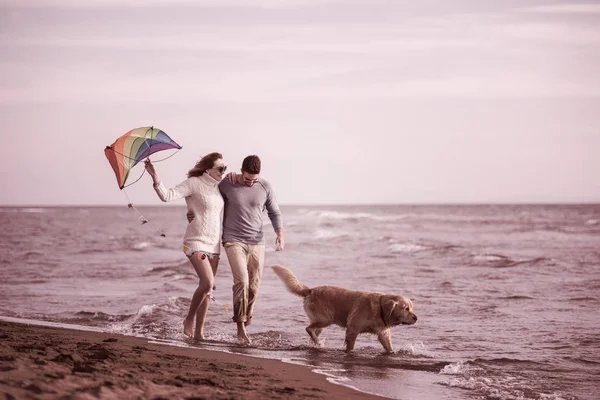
[224,242,265,323]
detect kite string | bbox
[120,149,181,189]
[122,168,146,188]
[110,147,181,163]
[122,188,166,237]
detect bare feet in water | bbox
[194,332,205,341]
[237,322,251,344]
[183,317,194,338]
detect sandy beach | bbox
[0,320,384,399]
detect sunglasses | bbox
[214,165,227,173]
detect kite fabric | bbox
[104,126,182,189]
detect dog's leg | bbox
[377,329,394,353]
[306,323,325,347]
[344,329,359,352]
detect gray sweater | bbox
[218,178,283,244]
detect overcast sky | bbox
[1,0,599,205]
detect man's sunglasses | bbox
[214,165,227,173]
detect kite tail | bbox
[122,189,166,237]
[208,292,230,312]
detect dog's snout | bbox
[412,314,418,321]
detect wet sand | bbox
[0,320,385,399]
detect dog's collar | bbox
[379,297,388,327]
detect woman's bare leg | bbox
[194,255,219,340]
[184,253,214,338]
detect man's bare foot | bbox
[237,322,251,344]
[237,332,251,344]
[183,317,194,338]
[193,332,205,341]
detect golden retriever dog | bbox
[272,265,417,353]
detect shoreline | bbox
[0,319,386,399]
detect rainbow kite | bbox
[104,126,181,189]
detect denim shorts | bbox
[182,245,219,261]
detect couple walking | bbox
[144,153,284,344]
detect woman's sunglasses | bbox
[214,165,227,173]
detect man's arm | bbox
[264,181,284,251]
[274,228,284,251]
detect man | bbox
[189,155,284,343]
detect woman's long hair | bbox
[187,152,222,178]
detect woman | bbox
[144,152,226,339]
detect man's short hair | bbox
[242,155,261,174]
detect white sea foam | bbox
[314,229,350,240]
[388,243,428,253]
[132,241,150,250]
[440,371,571,400]
[303,209,405,222]
[19,208,46,213]
[472,254,509,262]
[585,219,598,225]
[439,360,469,375]
[399,341,433,357]
[134,304,158,319]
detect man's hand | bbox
[275,229,285,251]
[186,211,194,223]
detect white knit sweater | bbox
[153,173,224,254]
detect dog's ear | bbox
[381,299,398,326]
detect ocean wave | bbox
[145,260,194,278]
[499,295,535,300]
[563,357,600,366]
[439,359,576,400]
[439,360,477,375]
[314,229,350,240]
[245,330,296,348]
[131,298,188,321]
[439,375,574,400]
[19,208,47,213]
[472,253,511,263]
[302,209,406,222]
[284,347,450,372]
[106,297,190,339]
[47,311,133,327]
[397,341,434,358]
[132,241,150,251]
[388,243,428,253]
[471,254,551,268]
[472,357,545,367]
[566,297,598,302]
[23,251,45,259]
[76,248,108,255]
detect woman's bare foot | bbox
[193,332,205,341]
[183,317,194,338]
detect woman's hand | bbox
[226,172,241,184]
[144,159,160,185]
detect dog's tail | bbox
[272,265,311,297]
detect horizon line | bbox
[1,202,599,207]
